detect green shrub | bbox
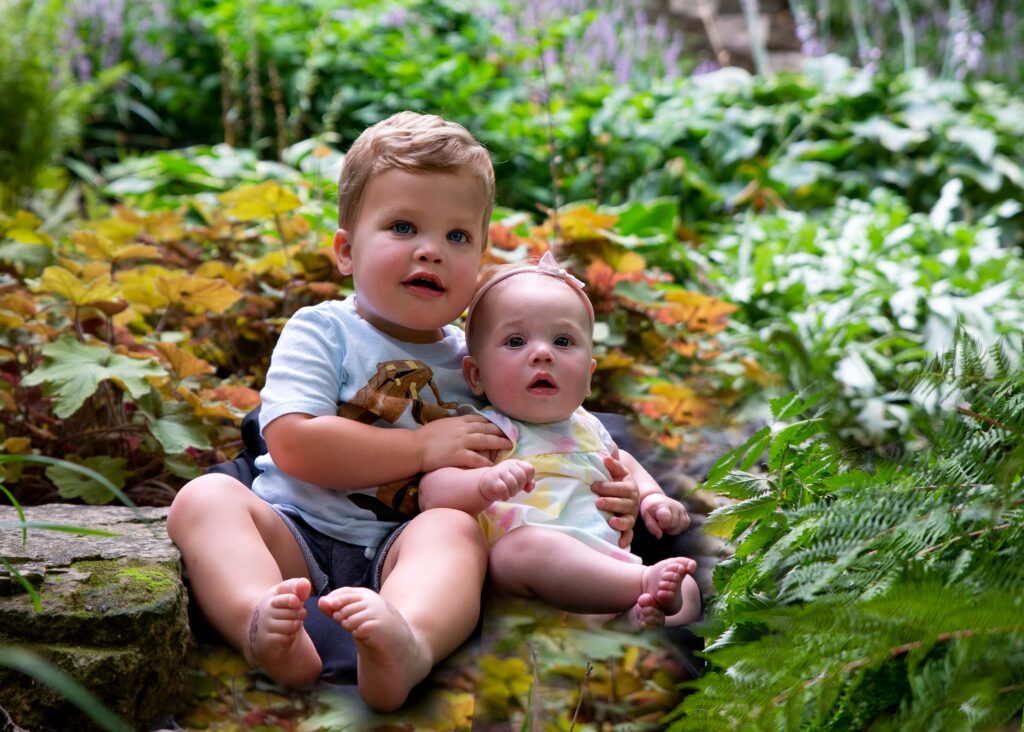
[0,0,98,210]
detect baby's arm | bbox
[265,413,512,492]
[616,449,691,539]
[419,460,535,515]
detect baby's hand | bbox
[417,415,513,472]
[640,494,690,539]
[479,459,535,503]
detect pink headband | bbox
[464,251,596,344]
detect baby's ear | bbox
[333,229,353,276]
[463,355,486,396]
[586,358,597,395]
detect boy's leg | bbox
[318,507,487,712]
[488,526,696,616]
[167,473,322,686]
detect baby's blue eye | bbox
[505,335,526,348]
[448,230,470,244]
[554,335,573,347]
[393,222,414,235]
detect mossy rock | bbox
[0,505,192,730]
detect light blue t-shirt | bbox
[253,297,480,548]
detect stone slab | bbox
[0,505,192,731]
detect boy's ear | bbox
[463,355,486,396]
[334,229,353,276]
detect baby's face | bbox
[465,274,595,424]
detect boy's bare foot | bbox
[617,592,665,630]
[245,577,322,687]
[319,587,432,712]
[642,557,697,616]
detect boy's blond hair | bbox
[339,111,495,236]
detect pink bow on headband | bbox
[464,251,596,342]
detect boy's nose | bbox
[414,238,443,264]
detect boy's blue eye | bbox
[448,230,470,244]
[505,335,526,348]
[554,335,573,347]
[393,222,414,235]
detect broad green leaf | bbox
[136,390,211,453]
[947,126,997,164]
[770,392,823,422]
[21,337,166,418]
[46,456,128,505]
[706,426,772,485]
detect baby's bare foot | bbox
[319,587,432,712]
[642,557,697,616]
[245,577,321,687]
[616,592,665,631]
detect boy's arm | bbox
[264,412,512,491]
[419,460,535,514]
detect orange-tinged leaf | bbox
[206,385,261,411]
[596,351,634,370]
[635,381,715,426]
[153,342,216,380]
[220,181,301,220]
[138,209,185,242]
[741,356,780,386]
[658,290,737,333]
[0,293,36,318]
[614,250,647,273]
[117,266,175,313]
[35,266,122,306]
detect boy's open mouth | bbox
[403,274,445,294]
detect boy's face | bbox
[335,169,490,343]
[464,274,596,424]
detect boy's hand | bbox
[640,494,690,539]
[416,415,513,473]
[592,456,640,548]
[479,459,535,503]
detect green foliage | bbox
[0,0,101,211]
[690,186,1024,450]
[670,334,1024,730]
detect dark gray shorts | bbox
[272,506,407,595]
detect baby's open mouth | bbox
[528,376,557,390]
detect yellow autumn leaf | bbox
[219,181,301,221]
[117,265,176,313]
[94,208,142,243]
[612,250,647,273]
[659,289,737,333]
[71,230,160,263]
[179,387,243,423]
[176,276,244,314]
[153,342,216,380]
[596,350,634,370]
[1,436,32,454]
[0,312,23,329]
[2,211,52,245]
[35,266,122,306]
[138,209,185,243]
[556,205,618,241]
[195,260,248,288]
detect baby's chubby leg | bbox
[488,526,697,619]
[167,473,322,687]
[319,508,488,712]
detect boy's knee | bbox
[167,474,248,540]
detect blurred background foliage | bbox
[3,0,1024,728]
